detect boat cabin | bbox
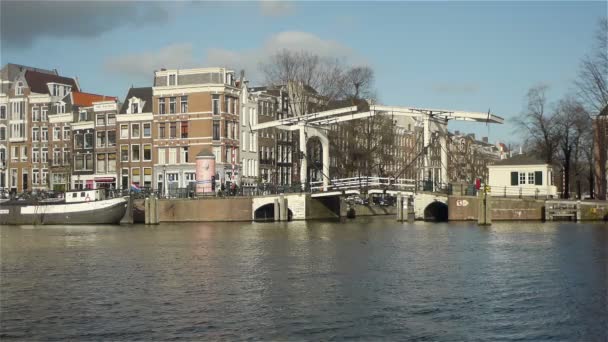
[65,189,106,203]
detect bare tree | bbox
[516,85,558,163]
[575,18,608,114]
[554,97,589,198]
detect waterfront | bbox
[1,218,607,341]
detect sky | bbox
[1,1,605,144]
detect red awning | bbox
[95,177,116,182]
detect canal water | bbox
[1,218,606,341]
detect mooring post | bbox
[407,195,415,222]
[274,198,280,222]
[478,189,492,225]
[396,194,403,222]
[144,198,150,225]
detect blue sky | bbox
[1,1,605,144]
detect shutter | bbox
[511,172,518,186]
[535,171,543,186]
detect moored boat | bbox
[0,189,128,225]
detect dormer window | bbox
[79,110,87,121]
[128,97,144,114]
[168,73,177,86]
[15,81,24,95]
[55,102,66,114]
[131,103,139,114]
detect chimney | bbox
[482,137,488,143]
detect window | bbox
[224,120,229,139]
[84,154,93,170]
[143,168,153,187]
[74,134,84,149]
[41,169,48,186]
[143,144,152,161]
[97,114,106,126]
[41,128,48,142]
[225,96,230,114]
[107,131,116,146]
[213,146,221,163]
[185,172,196,185]
[535,171,543,186]
[143,123,151,138]
[121,145,129,162]
[32,127,40,141]
[159,98,166,114]
[32,148,39,163]
[519,172,526,185]
[41,147,48,163]
[131,144,140,162]
[225,146,231,164]
[213,120,220,140]
[168,73,176,86]
[11,169,17,188]
[84,133,93,149]
[131,123,140,138]
[53,127,61,141]
[41,107,48,121]
[0,126,5,141]
[158,148,166,164]
[16,81,24,95]
[97,131,106,147]
[159,123,166,139]
[181,121,188,138]
[212,95,220,115]
[131,102,139,114]
[169,97,176,114]
[108,153,116,172]
[180,96,188,113]
[168,148,177,164]
[181,147,188,164]
[528,172,535,185]
[53,148,61,165]
[63,148,69,165]
[120,124,128,139]
[108,114,116,125]
[55,102,65,114]
[32,169,39,185]
[32,107,40,122]
[170,122,176,138]
[63,127,70,140]
[97,154,106,173]
[21,146,27,162]
[121,168,129,189]
[0,105,6,119]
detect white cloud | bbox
[204,31,358,82]
[104,44,196,80]
[103,31,363,84]
[259,1,295,17]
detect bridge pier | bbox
[274,198,280,221]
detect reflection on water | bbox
[1,218,606,341]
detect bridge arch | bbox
[424,201,448,222]
[253,203,293,222]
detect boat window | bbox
[81,192,85,197]
[72,193,77,198]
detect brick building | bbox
[152,68,240,194]
[117,87,154,191]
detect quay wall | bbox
[449,196,544,221]
[158,197,252,222]
[448,195,608,221]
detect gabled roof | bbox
[24,70,79,94]
[72,91,116,107]
[490,153,546,166]
[119,87,153,114]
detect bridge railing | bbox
[310,177,417,193]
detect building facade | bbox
[152,68,240,195]
[117,87,154,191]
